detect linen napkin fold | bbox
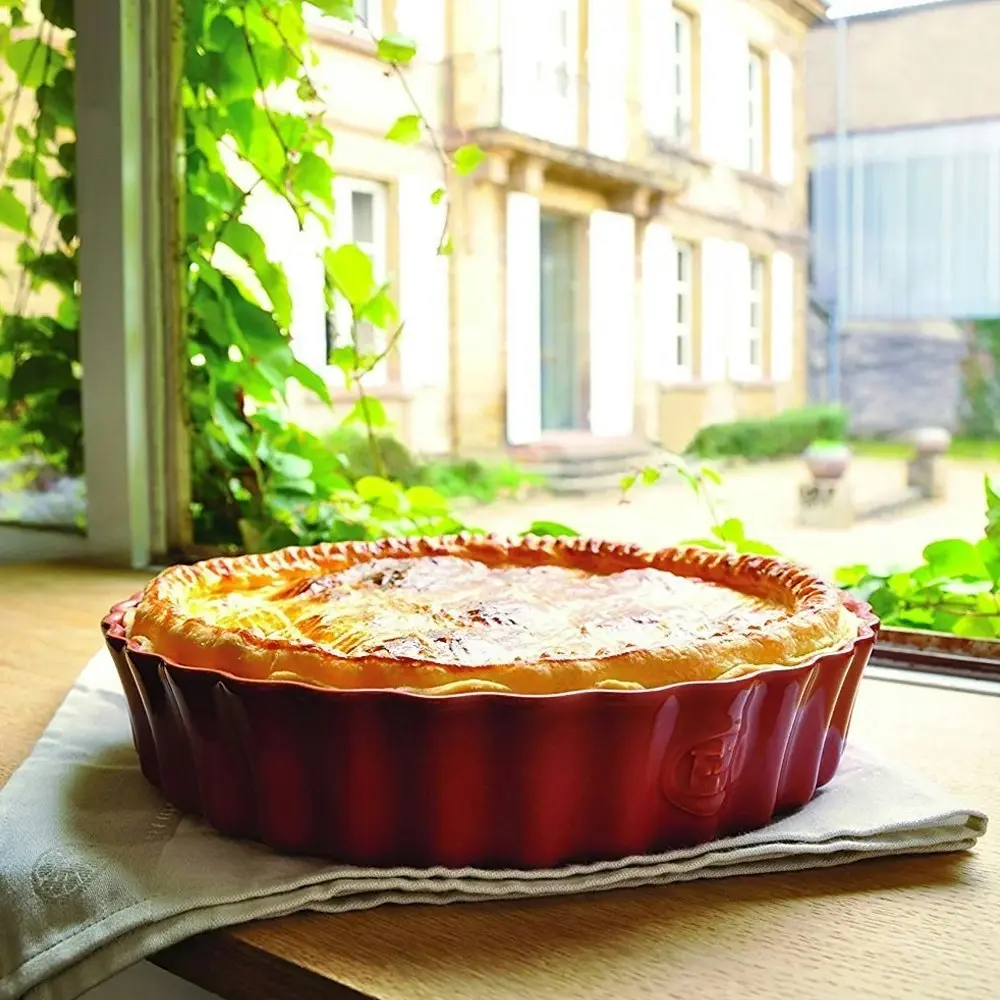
[0,652,988,1000]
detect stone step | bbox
[509,437,667,496]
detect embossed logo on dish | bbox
[662,700,749,817]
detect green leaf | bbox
[866,586,900,621]
[430,187,446,205]
[711,517,746,544]
[226,100,256,152]
[210,399,253,461]
[220,220,293,328]
[922,539,988,580]
[289,360,332,405]
[641,466,661,486]
[438,233,454,256]
[40,0,74,29]
[355,475,400,503]
[7,354,77,401]
[0,187,29,233]
[698,463,723,486]
[376,33,417,64]
[834,564,871,588]
[27,250,77,291]
[385,114,422,145]
[453,143,485,176]
[895,608,936,628]
[290,152,335,206]
[976,538,1000,583]
[325,244,375,308]
[405,485,450,515]
[308,0,355,19]
[343,395,387,429]
[357,289,399,330]
[7,38,64,88]
[953,615,998,639]
[266,450,313,480]
[523,520,580,538]
[620,474,636,492]
[986,476,1000,542]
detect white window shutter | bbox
[642,0,673,137]
[700,238,728,381]
[769,50,795,185]
[287,215,328,374]
[771,250,796,382]
[702,1,749,169]
[394,0,445,63]
[505,192,542,446]
[243,186,328,374]
[331,175,354,354]
[589,210,637,437]
[641,221,674,383]
[727,242,752,380]
[397,175,450,389]
[729,31,750,170]
[588,0,628,159]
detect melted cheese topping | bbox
[182,555,796,667]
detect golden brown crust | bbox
[127,535,859,695]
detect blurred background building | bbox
[806,0,1000,435]
[259,0,821,481]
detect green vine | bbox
[0,0,483,551]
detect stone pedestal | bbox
[797,476,855,529]
[907,427,951,500]
[907,453,948,500]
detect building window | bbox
[673,241,694,375]
[672,8,694,145]
[747,50,765,173]
[747,255,766,378]
[326,178,389,384]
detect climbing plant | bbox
[961,319,1000,439]
[0,0,487,550]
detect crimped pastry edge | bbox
[124,534,863,695]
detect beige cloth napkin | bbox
[0,652,989,1000]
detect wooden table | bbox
[3,564,999,1000]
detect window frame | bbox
[745,253,766,381]
[671,240,695,380]
[671,7,694,147]
[328,176,390,386]
[747,49,765,174]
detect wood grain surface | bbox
[2,563,998,1000]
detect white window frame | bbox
[540,0,578,145]
[672,8,694,146]
[329,177,389,386]
[304,0,382,38]
[672,240,695,379]
[746,255,766,380]
[747,49,765,173]
[0,0,177,568]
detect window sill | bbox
[732,379,774,390]
[326,382,414,403]
[735,168,788,194]
[308,23,378,57]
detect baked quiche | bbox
[125,536,861,695]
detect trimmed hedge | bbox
[686,406,848,461]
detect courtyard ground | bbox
[469,456,992,578]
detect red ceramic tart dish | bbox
[102,535,878,869]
